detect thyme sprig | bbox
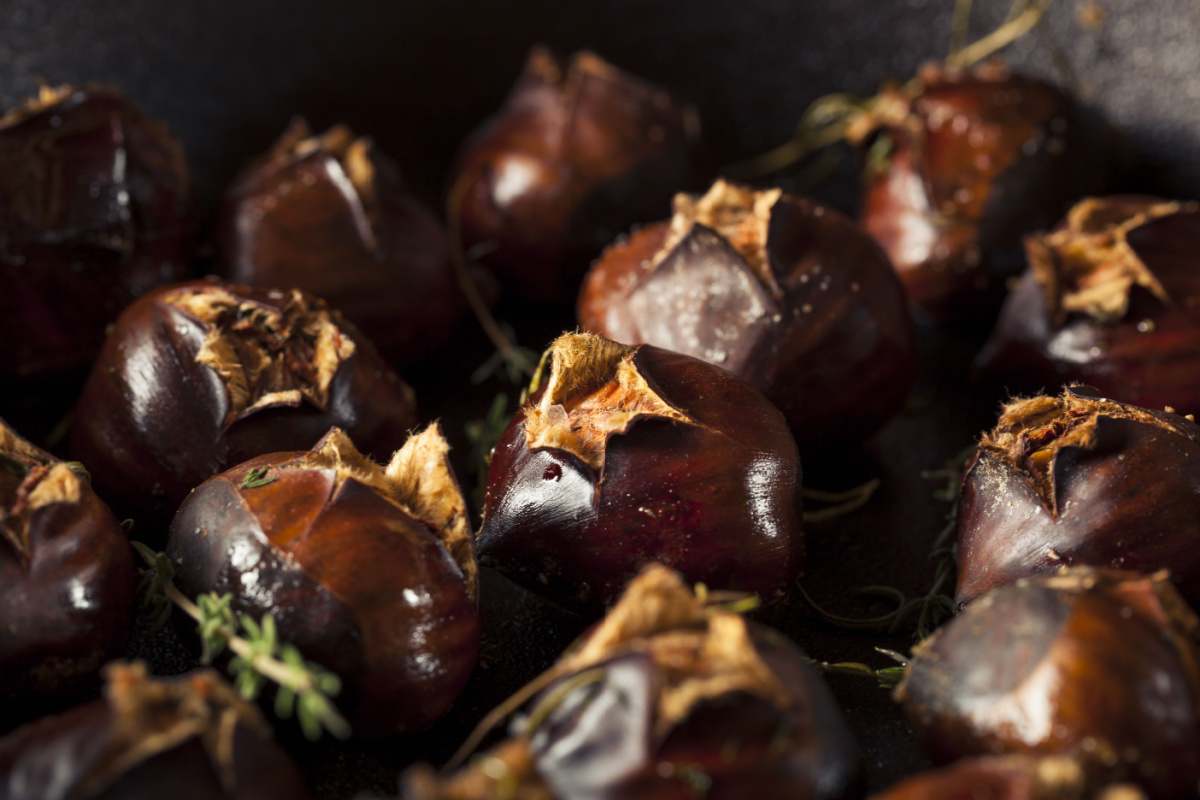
[238,466,276,489]
[805,647,909,689]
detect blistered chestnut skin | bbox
[857,62,1116,322]
[403,566,862,800]
[579,179,915,453]
[0,84,190,381]
[167,426,479,737]
[0,419,135,712]
[219,119,464,363]
[477,332,802,614]
[896,568,1200,798]
[450,46,699,304]
[955,385,1200,608]
[69,278,416,530]
[0,663,311,800]
[977,197,1200,412]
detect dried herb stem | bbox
[802,478,881,523]
[797,583,907,630]
[945,0,1055,71]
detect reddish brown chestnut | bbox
[977,197,1200,412]
[896,568,1200,798]
[871,756,1113,800]
[579,178,915,453]
[69,278,417,531]
[0,418,135,713]
[477,332,802,614]
[0,662,311,800]
[402,565,862,800]
[449,46,699,304]
[955,385,1200,608]
[166,425,479,737]
[0,84,190,384]
[855,62,1117,322]
[218,119,465,363]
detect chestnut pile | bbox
[3,9,1199,800]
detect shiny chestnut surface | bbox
[579,179,915,453]
[477,333,802,614]
[69,278,416,530]
[167,427,479,737]
[955,385,1200,608]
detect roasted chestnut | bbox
[166,425,479,737]
[0,662,311,800]
[476,332,803,614]
[896,568,1200,797]
[218,119,466,364]
[402,564,862,800]
[449,46,699,304]
[0,84,190,385]
[69,278,417,532]
[855,61,1117,322]
[976,196,1200,412]
[873,756,1088,800]
[0,417,135,714]
[579,178,915,453]
[955,385,1200,608]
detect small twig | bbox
[945,0,1056,71]
[797,583,907,630]
[949,0,975,59]
[521,667,608,738]
[802,478,881,523]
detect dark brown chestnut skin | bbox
[977,197,1200,413]
[856,61,1118,323]
[954,384,1200,608]
[476,332,803,615]
[0,84,190,384]
[0,418,135,716]
[449,45,700,304]
[579,178,916,454]
[69,278,417,534]
[166,425,479,737]
[0,662,312,800]
[218,119,465,364]
[402,565,862,800]
[896,568,1200,798]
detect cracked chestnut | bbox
[896,568,1200,798]
[579,178,915,453]
[69,278,417,532]
[477,332,802,614]
[0,418,135,716]
[449,46,699,304]
[955,385,1200,608]
[166,425,479,737]
[402,565,862,800]
[0,662,311,800]
[977,196,1200,413]
[218,119,465,364]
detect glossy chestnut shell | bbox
[0,662,311,800]
[403,565,862,800]
[579,178,915,453]
[977,196,1200,413]
[69,278,417,530]
[166,425,479,737]
[0,84,190,384]
[896,568,1200,798]
[449,45,699,304]
[218,119,465,364]
[0,418,135,715]
[955,384,1200,608]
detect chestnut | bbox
[0,84,190,384]
[0,662,311,799]
[0,417,135,714]
[449,46,700,304]
[402,564,862,800]
[218,119,465,364]
[855,62,1118,322]
[872,756,1089,800]
[976,196,1200,412]
[895,568,1200,797]
[166,425,479,737]
[579,178,916,453]
[476,332,803,614]
[69,278,417,532]
[954,384,1200,608]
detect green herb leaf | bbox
[238,466,276,489]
